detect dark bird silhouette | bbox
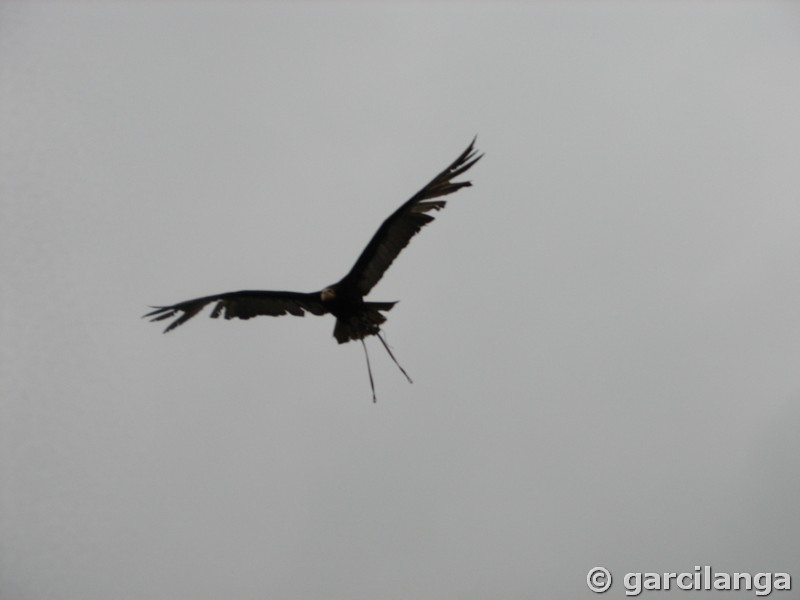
[145,138,482,401]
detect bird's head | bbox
[321,287,337,302]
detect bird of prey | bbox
[145,138,482,401]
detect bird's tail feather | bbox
[333,302,396,344]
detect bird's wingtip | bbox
[142,305,165,319]
[465,135,482,161]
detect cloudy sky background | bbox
[2,2,800,599]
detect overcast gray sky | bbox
[2,2,800,599]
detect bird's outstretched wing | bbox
[339,137,483,296]
[144,290,327,333]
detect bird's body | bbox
[320,286,396,344]
[146,138,482,400]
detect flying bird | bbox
[145,138,482,401]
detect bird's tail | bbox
[333,302,396,344]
